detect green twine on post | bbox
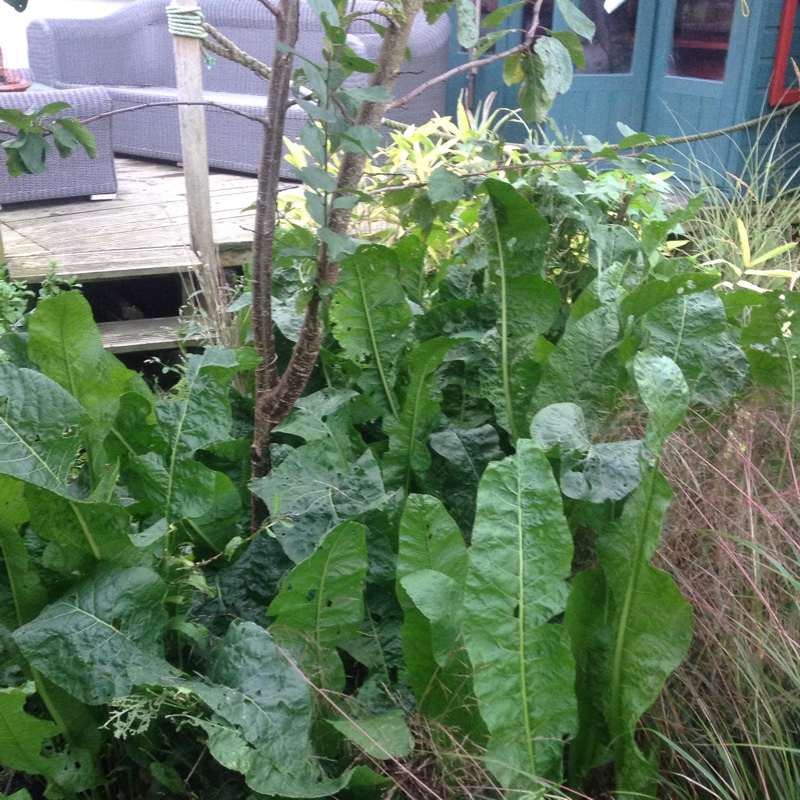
[166,6,207,39]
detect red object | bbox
[770,0,800,106]
[0,80,30,92]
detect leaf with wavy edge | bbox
[28,293,141,477]
[13,565,171,705]
[566,353,693,797]
[464,440,576,786]
[382,337,457,490]
[268,521,368,691]
[191,621,352,797]
[0,682,60,776]
[330,244,412,415]
[479,179,557,439]
[0,365,87,495]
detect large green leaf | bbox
[121,349,243,522]
[125,452,219,522]
[0,682,60,777]
[423,425,503,533]
[28,293,139,477]
[0,477,44,627]
[327,709,413,760]
[599,469,693,797]
[330,245,412,415]
[397,494,468,666]
[191,621,351,797]
[393,496,483,740]
[531,305,622,429]
[479,179,558,439]
[643,290,749,407]
[463,440,576,786]
[382,337,457,490]
[566,353,693,797]
[13,565,171,705]
[268,521,368,691]
[0,365,87,495]
[25,486,133,564]
[740,294,799,401]
[251,442,386,563]
[531,403,642,502]
[564,568,611,787]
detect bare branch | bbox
[79,99,267,126]
[252,0,280,17]
[389,0,546,112]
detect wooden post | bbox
[170,0,230,344]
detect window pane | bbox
[669,0,734,80]
[577,0,639,75]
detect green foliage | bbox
[268,521,368,690]
[0,104,96,177]
[464,440,576,786]
[1,67,796,799]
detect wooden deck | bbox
[1,158,261,284]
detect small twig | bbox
[252,0,280,16]
[80,99,267,126]
[388,0,546,112]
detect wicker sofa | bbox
[0,81,117,206]
[26,0,451,177]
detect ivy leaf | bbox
[13,565,172,705]
[464,440,576,786]
[268,521,368,691]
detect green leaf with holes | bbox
[268,521,368,691]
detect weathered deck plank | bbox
[1,157,263,283]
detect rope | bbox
[203,23,272,81]
[166,6,207,39]
[542,103,799,153]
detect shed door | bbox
[550,0,746,156]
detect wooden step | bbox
[97,316,204,354]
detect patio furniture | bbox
[0,81,117,206]
[25,0,451,177]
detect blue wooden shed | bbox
[448,0,800,183]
